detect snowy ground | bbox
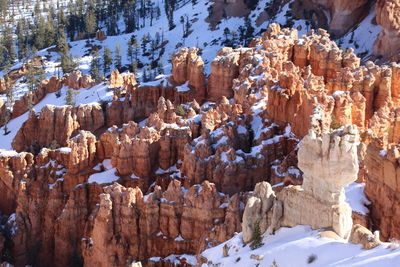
[345,182,371,215]
[0,83,113,150]
[1,0,381,83]
[200,226,400,267]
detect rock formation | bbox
[364,143,400,240]
[208,48,240,101]
[3,22,400,266]
[243,126,360,242]
[310,0,371,37]
[349,224,381,249]
[12,104,104,152]
[374,0,400,59]
[171,47,207,102]
[63,71,94,90]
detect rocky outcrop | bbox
[12,104,104,152]
[82,180,242,265]
[0,99,6,126]
[310,0,370,37]
[0,78,6,94]
[109,70,137,89]
[0,151,33,215]
[64,71,94,90]
[242,126,360,242]
[4,22,400,267]
[374,0,400,59]
[171,47,206,102]
[208,48,240,101]
[349,224,381,249]
[364,143,400,240]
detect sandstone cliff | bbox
[242,126,360,243]
[374,0,400,59]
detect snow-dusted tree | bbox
[103,47,113,75]
[65,87,77,106]
[114,45,122,70]
[90,50,101,82]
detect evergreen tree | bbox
[157,57,164,75]
[90,50,101,82]
[250,221,264,250]
[244,15,255,45]
[2,72,12,135]
[57,26,75,74]
[131,60,138,75]
[0,26,15,69]
[65,87,76,106]
[142,67,148,82]
[127,40,134,63]
[103,47,113,75]
[164,0,176,30]
[25,62,45,93]
[141,35,148,55]
[133,38,140,60]
[84,0,97,38]
[114,45,122,70]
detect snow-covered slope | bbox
[1,0,382,82]
[200,226,400,267]
[0,82,113,150]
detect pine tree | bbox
[127,40,134,63]
[131,60,138,75]
[25,62,45,94]
[90,50,100,82]
[133,38,140,60]
[157,57,164,75]
[147,64,153,80]
[84,1,97,38]
[180,16,185,37]
[65,87,76,106]
[0,26,15,68]
[142,67,148,82]
[2,72,13,135]
[141,35,148,55]
[244,15,255,45]
[103,47,113,75]
[114,45,122,70]
[250,221,264,250]
[57,26,75,74]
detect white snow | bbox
[58,147,72,154]
[49,178,64,190]
[200,225,400,267]
[0,83,113,150]
[87,168,120,184]
[380,150,388,157]
[176,82,191,92]
[102,159,113,170]
[174,235,185,242]
[0,149,18,157]
[345,182,371,215]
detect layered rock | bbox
[374,0,400,59]
[12,104,104,152]
[171,47,206,102]
[310,0,370,37]
[4,22,400,266]
[208,48,240,101]
[242,126,360,242]
[109,69,137,89]
[81,180,242,265]
[63,71,94,90]
[349,224,381,249]
[364,143,400,240]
